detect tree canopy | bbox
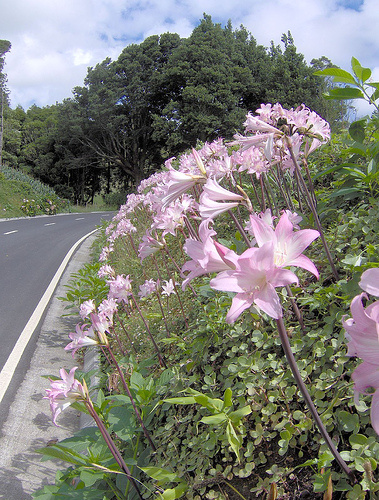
[1,17,343,203]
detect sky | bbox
[1,0,378,116]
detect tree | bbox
[68,32,182,192]
[153,15,270,153]
[0,39,11,168]
[265,32,325,112]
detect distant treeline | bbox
[0,15,348,204]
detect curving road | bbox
[0,212,113,376]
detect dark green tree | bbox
[265,32,325,112]
[153,15,270,153]
[68,32,182,190]
[0,40,11,167]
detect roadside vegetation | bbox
[32,59,379,499]
[0,165,117,217]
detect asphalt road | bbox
[0,212,113,372]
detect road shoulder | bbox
[0,234,97,499]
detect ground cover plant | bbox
[34,58,379,499]
[0,165,69,217]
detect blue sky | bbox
[1,0,378,114]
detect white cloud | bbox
[0,0,377,113]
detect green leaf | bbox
[200,413,227,425]
[324,88,365,100]
[351,56,371,82]
[314,68,356,85]
[141,466,181,485]
[349,120,366,142]
[349,434,368,448]
[312,164,345,181]
[223,387,233,408]
[228,405,252,424]
[80,469,105,487]
[329,187,363,198]
[160,482,188,499]
[163,396,197,405]
[338,410,360,433]
[226,421,242,462]
[36,445,88,465]
[193,394,224,412]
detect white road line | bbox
[44,223,56,226]
[3,230,18,235]
[0,228,98,404]
[75,217,85,220]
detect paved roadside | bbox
[0,234,97,499]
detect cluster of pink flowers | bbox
[94,103,326,325]
[343,268,379,434]
[183,210,319,322]
[46,103,326,425]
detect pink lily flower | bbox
[201,178,245,202]
[198,178,248,220]
[138,231,165,262]
[79,299,96,320]
[90,312,111,345]
[65,323,98,358]
[139,279,157,298]
[199,194,243,220]
[98,298,118,322]
[343,270,379,435]
[182,219,238,290]
[107,275,132,303]
[162,279,176,296]
[247,211,320,278]
[45,367,87,425]
[210,242,299,322]
[160,169,206,208]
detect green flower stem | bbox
[130,292,168,369]
[249,174,265,211]
[286,138,339,280]
[115,311,138,354]
[276,317,353,479]
[285,285,305,333]
[259,175,266,209]
[107,346,157,451]
[109,324,127,357]
[227,210,251,248]
[85,399,144,499]
[155,290,171,337]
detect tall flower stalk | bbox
[285,137,339,280]
[276,318,353,478]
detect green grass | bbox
[0,168,118,218]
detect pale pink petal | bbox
[199,193,240,219]
[371,390,379,434]
[360,269,379,297]
[286,255,319,278]
[254,283,283,319]
[248,213,275,247]
[285,229,320,260]
[226,293,254,323]
[352,361,379,396]
[269,268,299,288]
[202,178,244,201]
[210,270,243,293]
